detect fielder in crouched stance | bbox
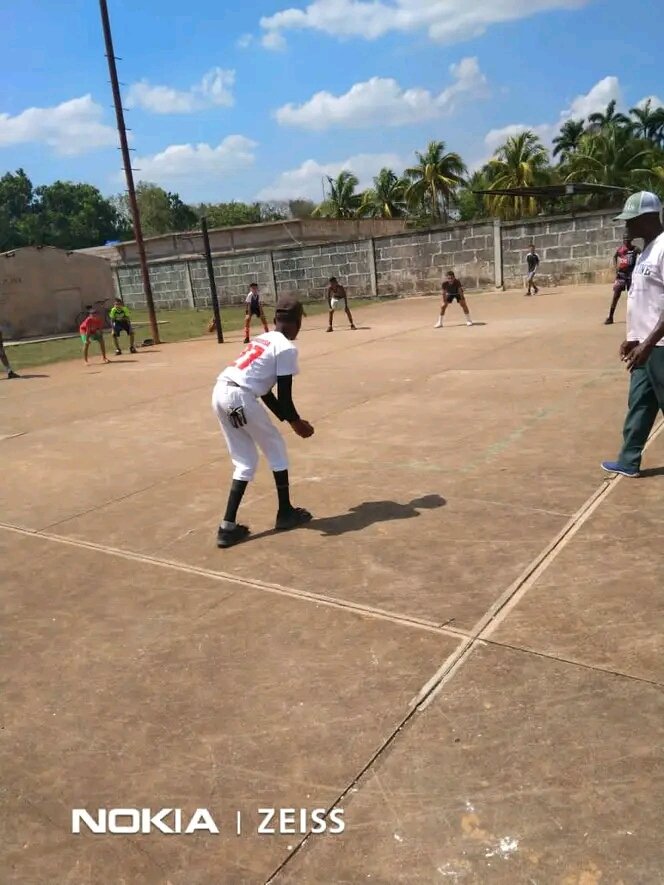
[212,296,314,548]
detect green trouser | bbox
[618,347,664,471]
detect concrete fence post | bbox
[493,219,504,290]
[367,237,378,298]
[183,259,195,309]
[268,251,279,302]
[113,266,123,300]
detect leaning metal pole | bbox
[98,0,160,344]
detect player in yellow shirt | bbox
[109,298,137,355]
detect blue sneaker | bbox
[601,461,640,478]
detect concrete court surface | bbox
[1,284,663,884]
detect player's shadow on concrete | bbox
[640,466,664,477]
[304,494,446,537]
[3,373,50,380]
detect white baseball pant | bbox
[212,380,289,481]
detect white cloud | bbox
[636,94,664,110]
[134,136,257,187]
[482,75,627,158]
[562,75,621,121]
[257,152,405,201]
[0,94,116,155]
[261,30,288,50]
[127,67,235,114]
[237,33,254,48]
[259,0,590,49]
[275,56,487,130]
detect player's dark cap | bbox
[275,295,303,323]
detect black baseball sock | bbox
[222,479,248,527]
[273,469,292,513]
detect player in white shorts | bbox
[211,295,315,548]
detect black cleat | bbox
[243,337,250,344]
[115,348,122,356]
[217,524,250,548]
[275,507,313,531]
[130,346,137,354]
[7,370,20,379]
[604,317,614,325]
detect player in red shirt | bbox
[605,236,641,324]
[79,307,110,365]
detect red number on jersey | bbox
[233,343,265,371]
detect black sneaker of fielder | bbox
[217,524,250,548]
[275,507,313,531]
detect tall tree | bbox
[358,168,407,218]
[0,169,34,250]
[456,169,491,222]
[586,99,630,133]
[565,127,656,202]
[485,131,551,220]
[313,171,362,219]
[27,181,124,249]
[552,119,585,161]
[629,99,664,145]
[288,199,316,219]
[196,201,263,228]
[405,141,466,222]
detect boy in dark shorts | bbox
[244,283,269,343]
[525,245,540,295]
[604,235,641,325]
[80,306,109,365]
[109,298,137,355]
[435,271,473,327]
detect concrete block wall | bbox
[374,222,495,296]
[190,253,272,309]
[502,210,624,289]
[115,209,627,310]
[272,240,372,300]
[116,263,191,310]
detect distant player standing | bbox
[109,297,137,355]
[80,306,109,365]
[212,295,314,548]
[0,329,19,379]
[435,270,473,327]
[326,277,356,332]
[525,245,540,295]
[604,235,641,325]
[244,283,269,343]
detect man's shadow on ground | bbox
[640,466,664,477]
[243,494,445,544]
[304,494,446,536]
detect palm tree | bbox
[565,127,656,204]
[313,171,361,219]
[586,99,630,133]
[405,140,466,223]
[552,118,585,161]
[484,131,551,220]
[456,169,492,221]
[630,99,664,146]
[357,168,407,218]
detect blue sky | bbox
[1,0,662,204]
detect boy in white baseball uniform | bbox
[212,295,314,548]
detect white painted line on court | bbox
[0,520,467,640]
[413,418,664,711]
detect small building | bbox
[0,246,114,339]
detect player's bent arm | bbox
[275,374,300,422]
[261,391,284,420]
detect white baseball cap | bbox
[614,191,663,221]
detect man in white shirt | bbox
[601,191,664,478]
[212,295,315,547]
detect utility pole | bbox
[201,217,223,343]
[98,0,160,344]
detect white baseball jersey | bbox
[627,231,664,346]
[219,330,299,396]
